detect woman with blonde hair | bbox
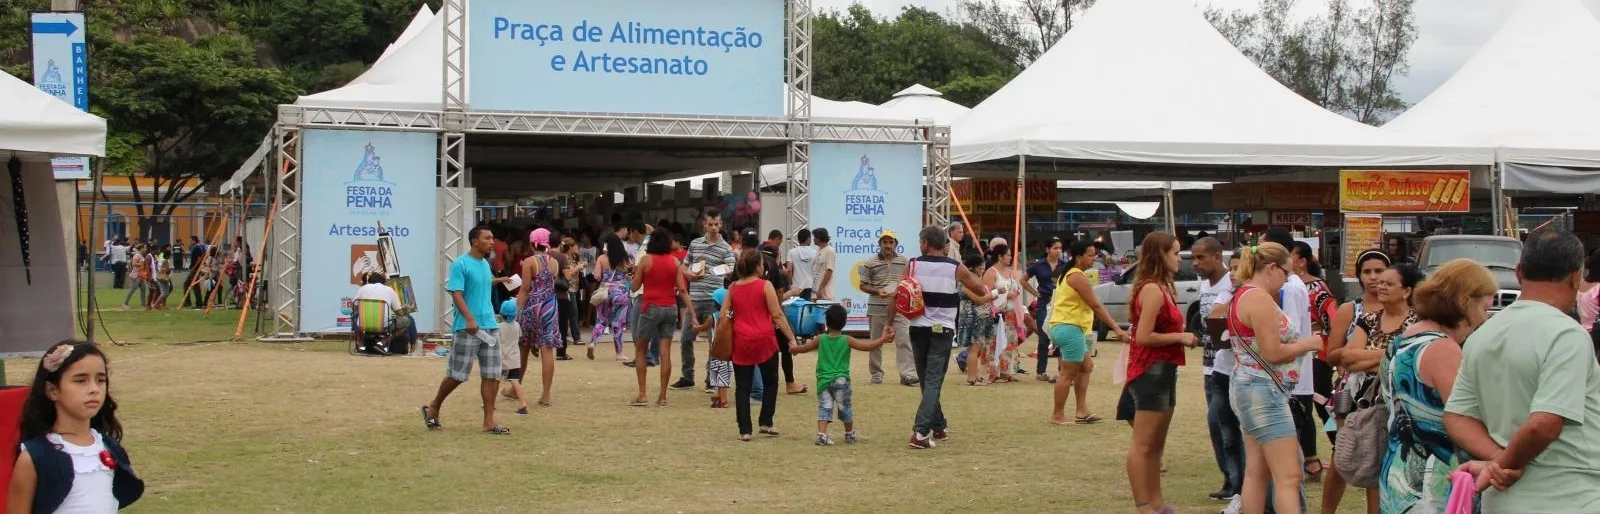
[1379,259,1496,512]
[1227,243,1324,514]
[1121,232,1197,514]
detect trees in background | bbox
[1206,0,1417,124]
[812,5,1021,106]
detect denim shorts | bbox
[1229,372,1297,444]
[635,305,678,343]
[817,376,853,423]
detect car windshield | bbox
[1424,240,1520,270]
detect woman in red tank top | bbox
[629,228,696,407]
[718,249,798,441]
[1122,232,1198,514]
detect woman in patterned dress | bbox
[1379,259,1496,513]
[591,234,632,361]
[1322,249,1390,514]
[984,244,1029,384]
[517,228,562,407]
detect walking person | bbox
[859,230,912,385]
[670,210,734,390]
[714,249,799,441]
[1048,239,1128,426]
[516,228,563,407]
[1192,239,1244,506]
[630,227,696,407]
[120,245,149,309]
[983,244,1031,383]
[1378,259,1496,513]
[1320,249,1388,514]
[906,226,996,450]
[591,234,632,362]
[1026,238,1070,383]
[421,226,511,434]
[559,238,588,359]
[108,238,129,289]
[789,304,892,446]
[543,232,574,361]
[1446,229,1600,512]
[1227,243,1323,514]
[1120,232,1198,514]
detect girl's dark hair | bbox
[1389,263,1425,305]
[985,244,1011,269]
[1291,241,1323,278]
[735,249,764,278]
[962,252,984,271]
[601,234,627,268]
[22,341,121,441]
[646,226,673,255]
[1356,249,1391,272]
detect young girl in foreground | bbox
[9,341,145,513]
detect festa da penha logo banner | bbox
[809,143,923,331]
[468,0,785,116]
[301,130,437,333]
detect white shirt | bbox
[1281,275,1315,395]
[1199,274,1235,376]
[812,245,838,297]
[108,245,129,264]
[20,430,117,514]
[787,245,817,291]
[355,283,405,316]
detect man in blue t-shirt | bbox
[422,226,513,434]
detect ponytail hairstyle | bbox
[1232,242,1291,285]
[1290,241,1323,278]
[1132,232,1179,296]
[21,341,122,441]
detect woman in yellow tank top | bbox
[1048,240,1130,425]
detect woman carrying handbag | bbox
[702,249,799,441]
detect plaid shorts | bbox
[447,329,502,381]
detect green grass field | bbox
[20,284,1367,513]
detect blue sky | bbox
[811,0,1600,103]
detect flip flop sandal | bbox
[656,399,669,407]
[759,427,781,436]
[516,407,529,415]
[420,406,440,431]
[787,385,809,395]
[1050,419,1078,426]
[483,425,511,435]
[738,434,751,442]
[629,399,649,407]
[1076,414,1103,424]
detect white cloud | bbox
[809,0,1600,103]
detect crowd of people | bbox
[399,205,1600,514]
[94,235,255,311]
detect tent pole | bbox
[1014,155,1025,267]
[1163,182,1176,235]
[1490,161,1505,236]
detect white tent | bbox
[0,70,105,161]
[375,6,435,65]
[878,84,970,125]
[951,0,1493,171]
[1384,0,1600,191]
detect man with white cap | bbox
[859,229,914,385]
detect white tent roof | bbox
[1384,0,1600,169]
[951,0,1493,168]
[0,70,105,161]
[879,84,970,125]
[375,6,434,65]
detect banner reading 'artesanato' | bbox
[1339,170,1471,213]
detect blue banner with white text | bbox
[468,0,784,116]
[300,130,438,333]
[808,143,925,331]
[30,12,90,180]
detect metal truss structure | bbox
[262,0,950,340]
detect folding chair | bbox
[350,299,394,356]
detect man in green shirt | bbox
[1445,228,1600,513]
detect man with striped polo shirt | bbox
[906,225,1003,449]
[670,210,734,390]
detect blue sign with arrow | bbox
[30,12,90,180]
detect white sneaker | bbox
[1220,495,1242,514]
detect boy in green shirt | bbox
[790,305,893,446]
